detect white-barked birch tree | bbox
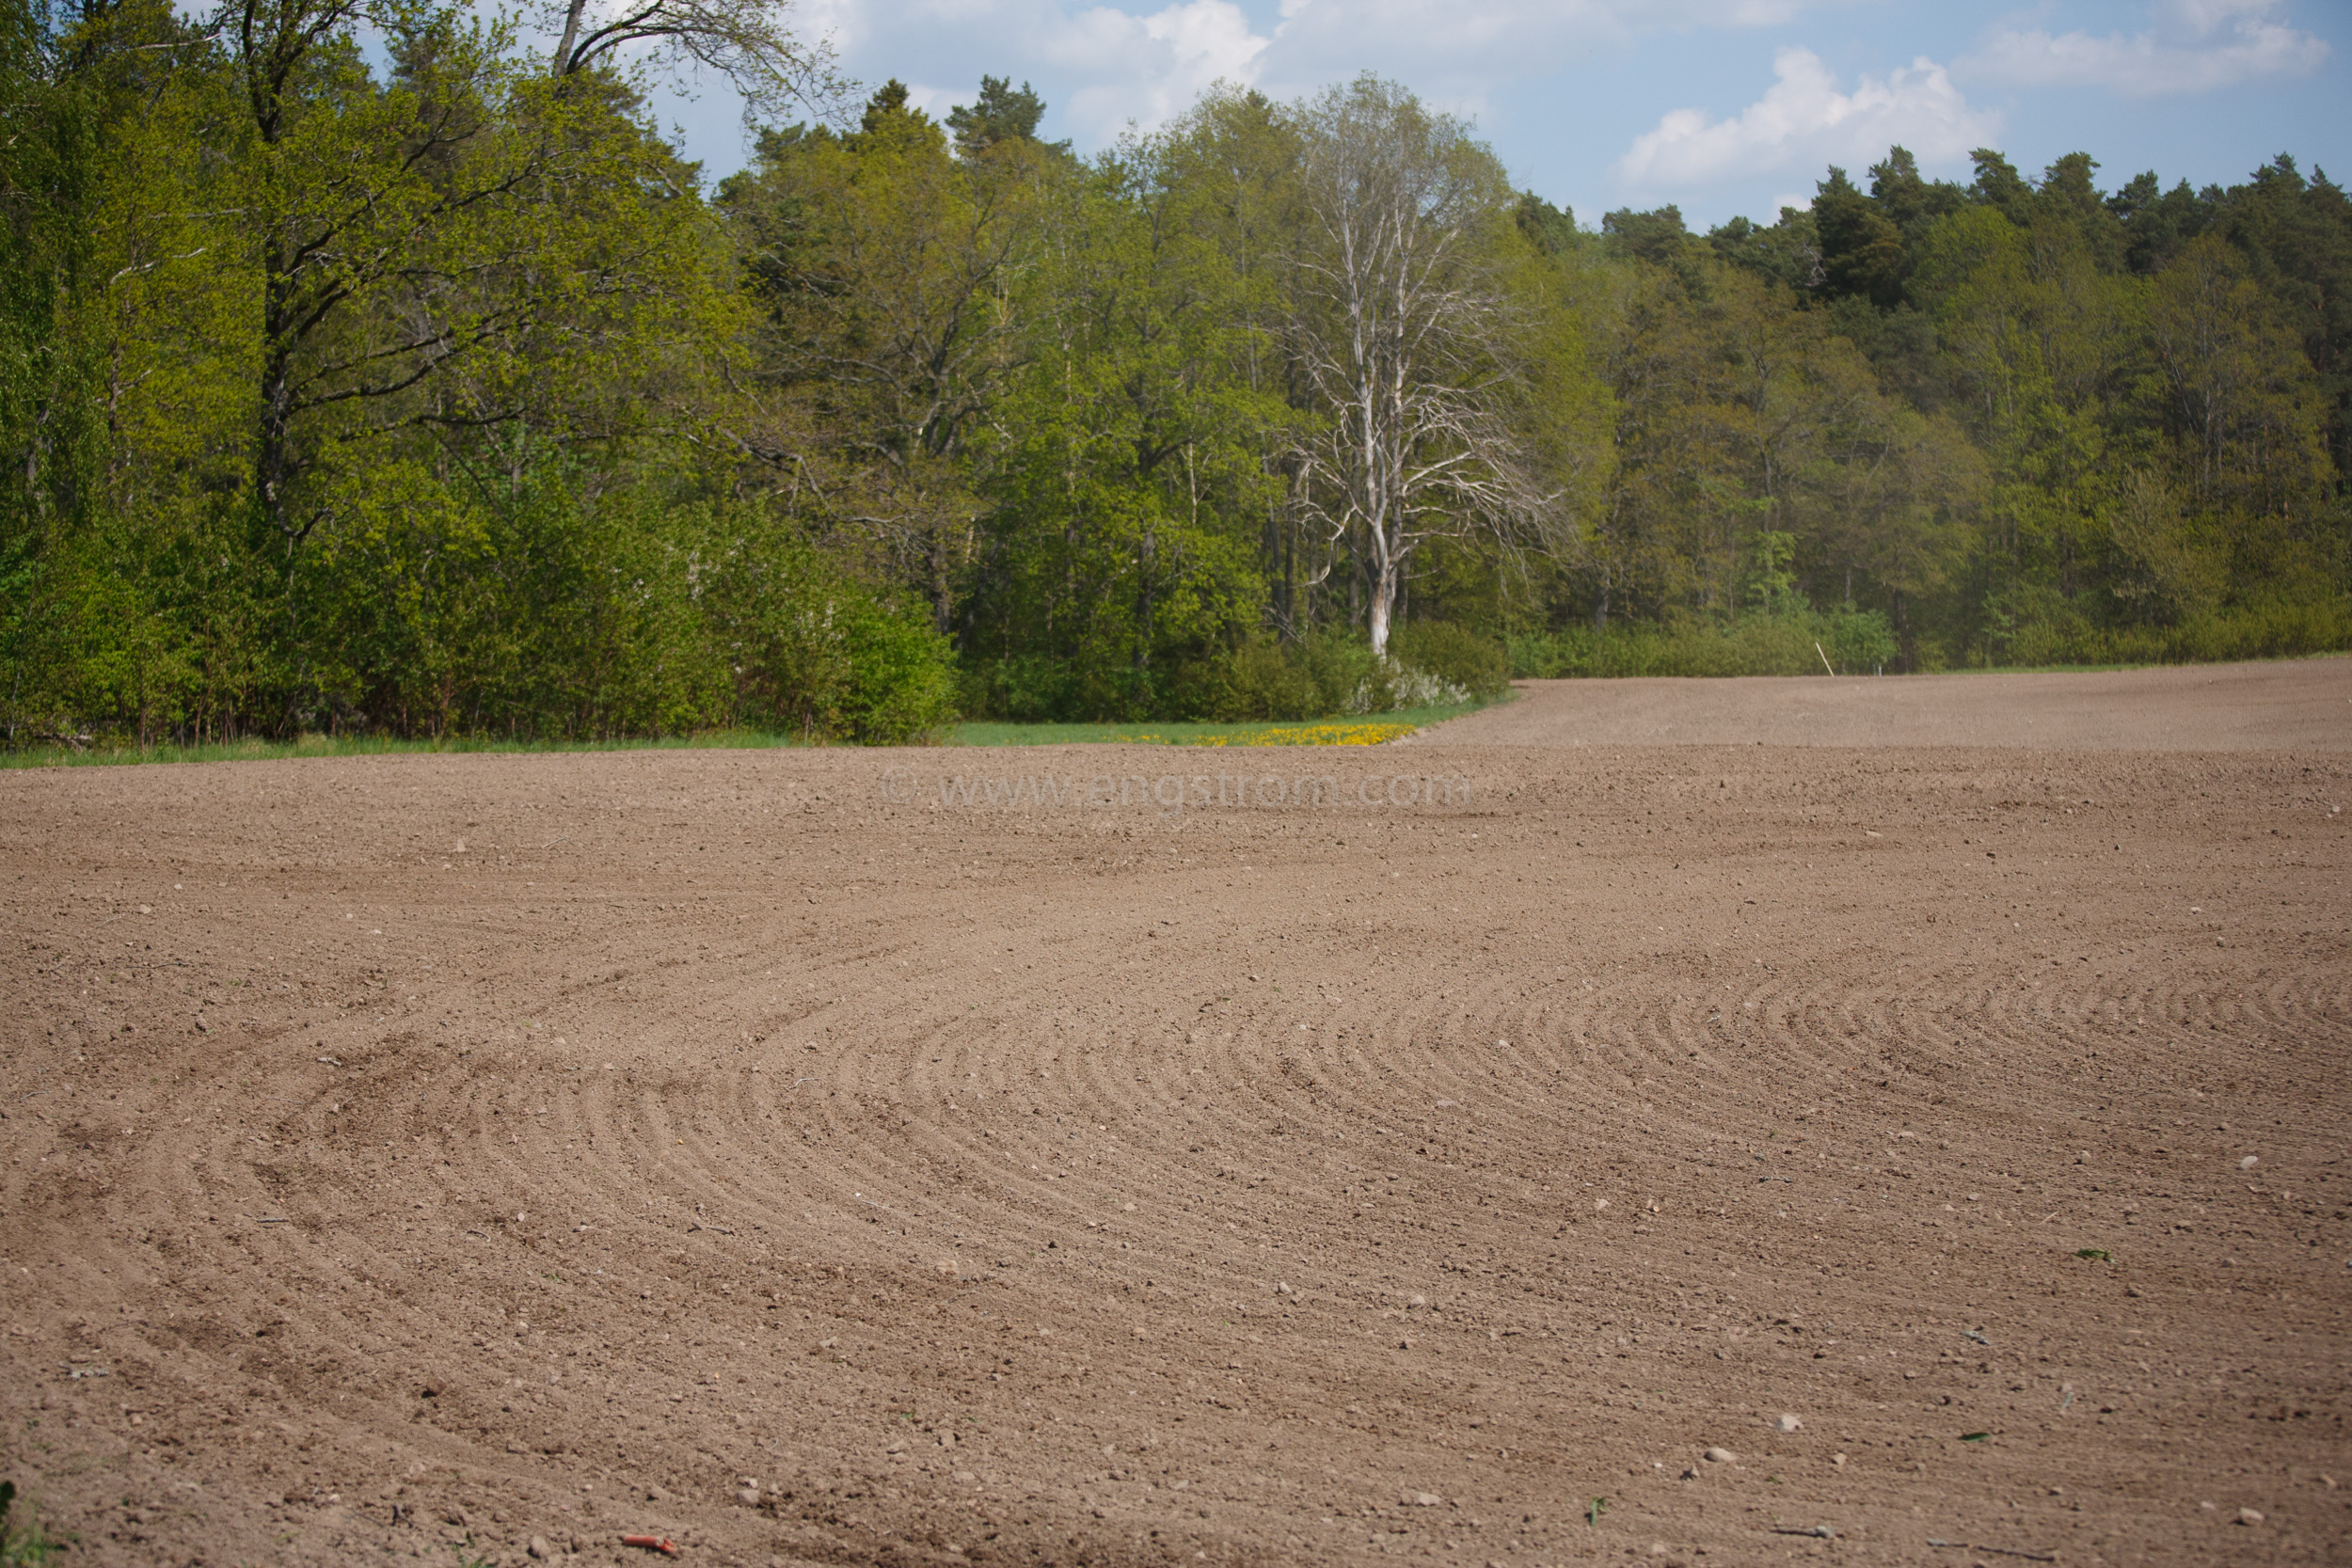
[1283,75,1567,657]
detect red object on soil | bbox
[621,1536,680,1557]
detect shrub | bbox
[1822,609,1899,674]
[1200,639,1325,721]
[958,655,1073,722]
[1071,626,1511,723]
[1512,607,1900,678]
[834,604,958,743]
[1390,622,1511,697]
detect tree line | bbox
[5,0,2346,743]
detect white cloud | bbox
[1054,0,1271,139]
[1611,47,1998,193]
[786,0,1272,140]
[1254,0,1828,95]
[789,0,1855,140]
[1963,0,2329,97]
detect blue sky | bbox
[640,0,2345,228]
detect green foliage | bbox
[1510,606,1899,678]
[3,24,2347,745]
[1168,625,1508,720]
[831,595,960,743]
[1511,592,2349,677]
[1825,609,1901,674]
[1602,205,1693,265]
[0,1481,59,1566]
[947,75,1063,157]
[966,630,1344,723]
[951,702,1484,747]
[3,729,826,769]
[961,622,1511,724]
[1179,639,1327,722]
[1977,590,2352,670]
[1814,166,1910,308]
[1390,622,1510,697]
[0,0,954,748]
[304,466,954,742]
[1514,191,1577,257]
[1560,141,2348,675]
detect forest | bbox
[4,0,2348,743]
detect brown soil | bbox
[1419,658,2352,752]
[6,659,2350,1568]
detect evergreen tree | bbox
[947,74,1066,157]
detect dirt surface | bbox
[5,660,2350,1568]
[1421,658,2352,752]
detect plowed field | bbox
[6,658,2350,1568]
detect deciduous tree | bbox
[1282,74,1565,657]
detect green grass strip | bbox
[6,691,1518,766]
[0,729,820,769]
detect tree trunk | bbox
[1136,525,1156,672]
[1367,546,1396,658]
[929,522,951,635]
[552,0,588,74]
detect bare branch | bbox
[1279,76,1563,655]
[547,0,846,125]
